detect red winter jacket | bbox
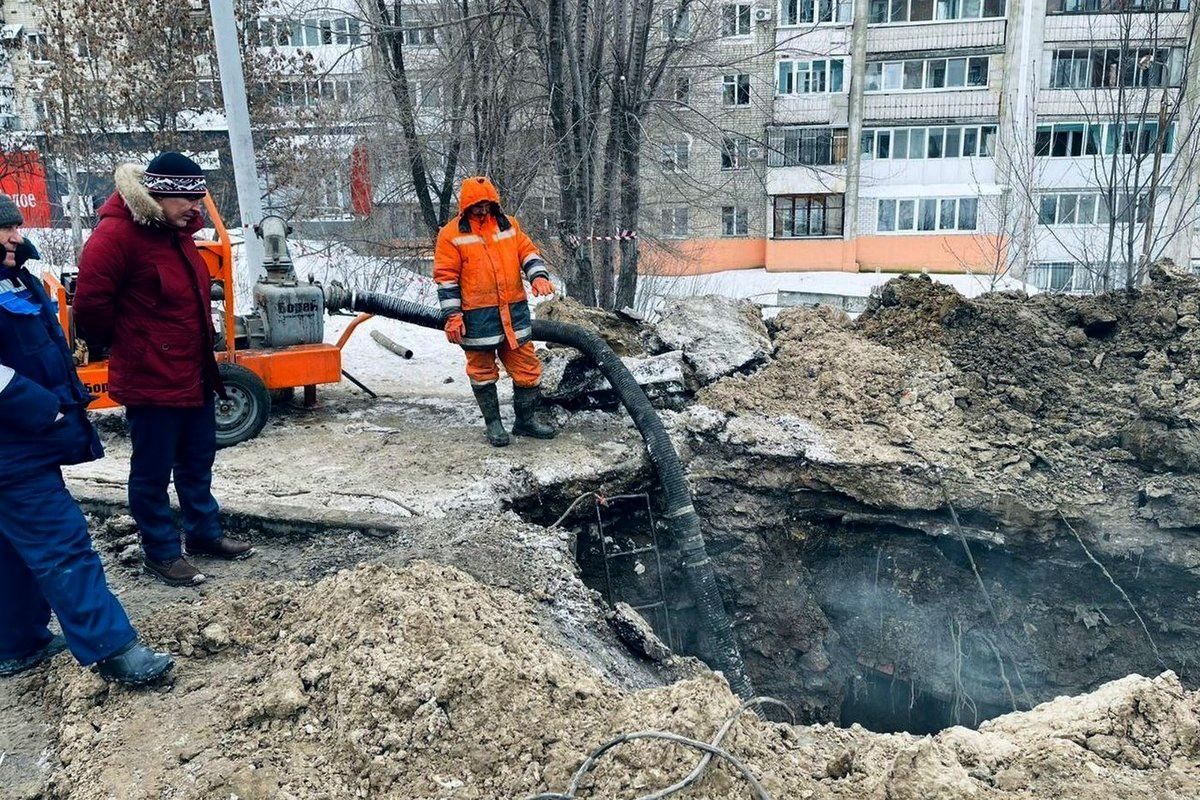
[73,164,221,407]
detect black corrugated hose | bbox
[325,286,754,698]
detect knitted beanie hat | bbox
[142,152,207,198]
[0,194,22,227]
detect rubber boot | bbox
[94,641,174,686]
[471,383,511,447]
[0,634,67,677]
[511,385,557,439]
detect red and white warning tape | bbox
[568,231,638,245]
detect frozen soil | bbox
[7,269,1200,798]
[25,560,1200,800]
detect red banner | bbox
[0,150,51,227]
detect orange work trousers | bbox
[465,341,543,388]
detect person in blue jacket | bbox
[0,194,173,685]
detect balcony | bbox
[866,19,1007,55]
[772,93,849,125]
[766,164,847,196]
[1036,87,1180,117]
[1044,12,1191,45]
[863,90,1000,123]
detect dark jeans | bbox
[0,467,135,665]
[126,401,221,562]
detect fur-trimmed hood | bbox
[112,163,166,226]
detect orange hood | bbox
[459,176,501,213]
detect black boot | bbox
[511,385,556,439]
[94,641,174,686]
[471,383,511,447]
[0,634,66,677]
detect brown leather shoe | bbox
[186,536,254,561]
[143,556,207,587]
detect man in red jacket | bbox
[74,153,252,587]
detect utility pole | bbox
[208,0,265,279]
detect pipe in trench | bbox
[325,286,754,699]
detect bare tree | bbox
[1035,2,1200,291]
[28,0,308,254]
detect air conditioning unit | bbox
[753,7,773,22]
[747,146,765,160]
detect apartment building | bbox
[0,0,1195,292]
[644,0,1200,291]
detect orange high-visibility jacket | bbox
[434,177,551,351]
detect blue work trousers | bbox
[0,468,135,665]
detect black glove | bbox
[13,239,40,268]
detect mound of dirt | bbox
[42,562,1200,799]
[536,298,646,356]
[699,266,1200,524]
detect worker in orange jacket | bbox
[435,177,556,447]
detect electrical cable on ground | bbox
[527,696,791,800]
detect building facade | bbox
[643,0,1200,291]
[1,0,1196,292]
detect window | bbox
[661,208,690,238]
[870,0,1004,21]
[866,57,988,91]
[275,77,361,109]
[180,78,217,108]
[861,124,996,159]
[1047,0,1188,13]
[661,138,691,171]
[32,97,50,124]
[724,73,751,105]
[1037,191,1151,225]
[662,7,692,39]
[258,18,295,46]
[779,0,854,24]
[1035,121,1177,156]
[722,206,750,236]
[722,3,752,36]
[270,17,362,48]
[403,25,436,45]
[1030,262,1077,292]
[334,17,362,44]
[777,59,846,94]
[674,75,691,103]
[414,80,443,109]
[876,197,979,232]
[721,136,751,169]
[25,32,48,62]
[75,38,93,59]
[768,127,849,166]
[773,194,845,237]
[1048,48,1183,89]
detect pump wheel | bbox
[215,363,271,448]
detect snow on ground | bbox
[327,312,476,399]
